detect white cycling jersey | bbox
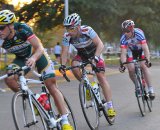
[62,25,97,58]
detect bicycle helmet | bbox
[63,13,81,27]
[0,10,16,25]
[121,20,135,32]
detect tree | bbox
[12,0,160,47]
[16,0,64,31]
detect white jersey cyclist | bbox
[62,25,98,59]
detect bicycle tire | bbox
[135,75,146,116]
[49,92,77,130]
[144,90,152,112]
[97,84,115,125]
[12,91,48,130]
[79,81,99,130]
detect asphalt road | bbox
[0,66,160,130]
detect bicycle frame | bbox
[81,67,103,107]
[65,61,103,110]
[64,61,115,127]
[0,66,62,128]
[122,59,152,116]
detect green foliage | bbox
[14,0,160,48]
[16,0,64,31]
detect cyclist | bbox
[0,10,73,130]
[59,13,116,118]
[119,19,155,100]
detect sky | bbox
[11,0,32,7]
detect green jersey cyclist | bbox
[0,9,73,130]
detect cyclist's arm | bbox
[27,35,44,66]
[60,45,69,65]
[92,35,104,57]
[120,48,127,64]
[141,42,150,61]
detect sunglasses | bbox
[65,26,77,32]
[0,25,6,31]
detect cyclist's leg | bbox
[5,57,29,92]
[140,52,155,99]
[126,50,136,84]
[95,57,116,117]
[71,55,82,81]
[36,53,73,129]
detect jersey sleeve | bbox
[0,39,4,47]
[81,25,97,39]
[120,35,127,49]
[62,33,70,47]
[135,28,147,44]
[18,23,35,40]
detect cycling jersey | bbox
[120,28,147,50]
[2,22,55,80]
[120,28,146,61]
[62,25,97,59]
[2,22,33,58]
[62,25,105,71]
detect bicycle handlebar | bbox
[0,66,42,80]
[0,66,29,80]
[63,60,99,82]
[122,58,147,65]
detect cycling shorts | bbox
[7,53,55,80]
[127,49,145,62]
[72,55,105,72]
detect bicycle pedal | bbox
[25,121,38,127]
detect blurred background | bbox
[0,0,160,70]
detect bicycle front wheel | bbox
[49,92,77,130]
[12,91,48,130]
[79,82,99,130]
[98,84,115,125]
[144,90,152,112]
[135,76,146,117]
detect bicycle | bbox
[121,59,152,116]
[0,66,77,130]
[63,60,115,130]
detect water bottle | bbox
[40,92,51,111]
[35,93,43,104]
[91,82,100,100]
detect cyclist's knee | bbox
[44,77,56,86]
[5,75,17,84]
[140,63,148,70]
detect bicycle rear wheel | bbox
[49,92,77,130]
[98,84,115,125]
[79,81,99,130]
[12,91,48,130]
[135,76,146,117]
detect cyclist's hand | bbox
[145,59,152,68]
[59,65,66,74]
[26,57,36,68]
[119,65,126,73]
[94,56,100,63]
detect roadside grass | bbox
[0,54,159,71]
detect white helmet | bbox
[0,10,16,25]
[63,13,81,27]
[121,20,135,32]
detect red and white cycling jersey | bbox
[120,28,147,51]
